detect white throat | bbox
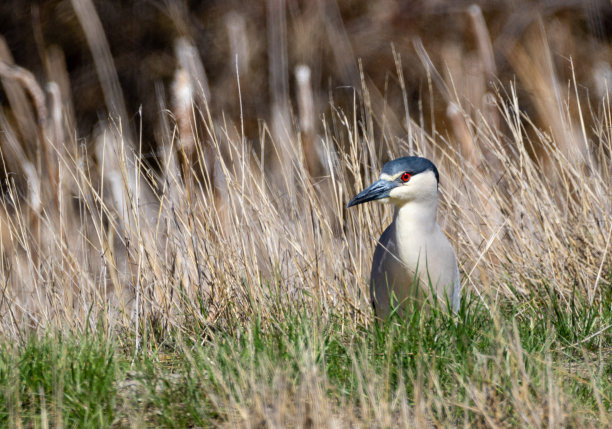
[394,196,438,234]
[392,194,440,282]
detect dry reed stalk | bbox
[361,74,405,146]
[0,56,58,214]
[467,4,501,139]
[0,112,40,214]
[171,67,195,200]
[71,0,130,134]
[392,46,414,154]
[225,12,250,78]
[446,102,478,165]
[267,0,296,193]
[413,37,451,102]
[42,45,76,134]
[468,5,497,80]
[509,22,586,175]
[42,46,79,248]
[174,38,211,107]
[295,64,321,177]
[173,37,218,207]
[319,0,358,85]
[157,85,184,212]
[0,38,38,154]
[591,60,612,100]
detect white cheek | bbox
[388,185,412,199]
[377,197,391,204]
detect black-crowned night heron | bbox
[348,156,461,317]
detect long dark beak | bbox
[347,179,396,208]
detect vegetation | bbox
[0,285,610,427]
[0,1,610,427]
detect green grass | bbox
[1,281,609,427]
[0,330,117,427]
[1,2,612,426]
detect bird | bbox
[347,156,461,317]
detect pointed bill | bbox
[347,179,397,208]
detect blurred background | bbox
[2,0,612,171]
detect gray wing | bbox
[370,223,403,316]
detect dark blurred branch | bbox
[71,0,131,142]
[0,61,47,126]
[0,59,58,211]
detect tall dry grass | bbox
[0,1,610,426]
[1,9,609,333]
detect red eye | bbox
[401,172,411,182]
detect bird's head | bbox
[347,156,439,208]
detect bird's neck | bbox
[393,197,438,234]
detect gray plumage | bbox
[348,157,461,316]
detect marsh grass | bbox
[0,2,611,427]
[0,282,609,427]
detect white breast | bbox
[370,199,461,316]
